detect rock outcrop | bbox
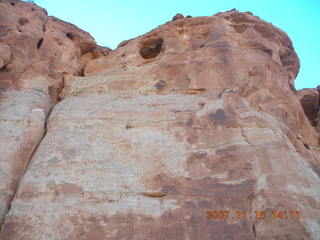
[298,87,320,132]
[1,2,320,240]
[0,0,110,228]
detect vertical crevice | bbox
[0,104,54,232]
[37,38,43,50]
[252,224,256,239]
[0,63,83,231]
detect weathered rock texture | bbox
[1,1,320,240]
[0,0,110,228]
[297,87,320,131]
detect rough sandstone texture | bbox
[1,1,320,240]
[297,88,320,131]
[0,0,110,228]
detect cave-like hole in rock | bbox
[66,32,74,40]
[139,37,163,59]
[262,48,272,56]
[19,18,29,26]
[37,38,43,49]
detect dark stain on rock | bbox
[162,185,179,195]
[19,18,29,26]
[209,109,227,125]
[232,24,248,33]
[68,215,107,239]
[311,163,320,178]
[185,201,196,208]
[247,193,255,200]
[186,117,193,127]
[154,80,166,90]
[53,183,84,196]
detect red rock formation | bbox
[0,0,110,228]
[298,87,320,133]
[1,2,320,240]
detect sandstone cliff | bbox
[0,1,320,239]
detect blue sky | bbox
[34,0,319,90]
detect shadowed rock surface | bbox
[1,1,320,240]
[298,88,320,130]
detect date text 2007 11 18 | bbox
[206,210,301,220]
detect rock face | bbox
[297,87,320,131]
[1,2,320,240]
[0,0,110,228]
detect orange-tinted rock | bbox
[1,2,320,240]
[0,0,110,227]
[0,0,110,91]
